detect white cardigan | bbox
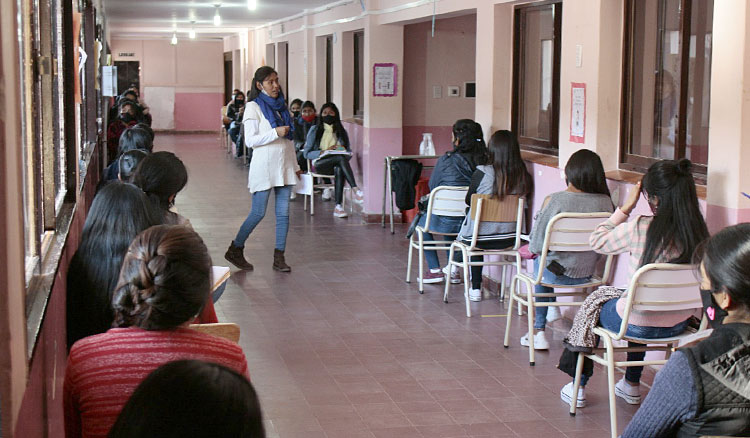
[242,101,300,193]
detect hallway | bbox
[165,133,640,438]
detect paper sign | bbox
[102,65,118,97]
[570,82,586,143]
[295,173,313,195]
[373,63,397,97]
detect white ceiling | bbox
[104,0,336,39]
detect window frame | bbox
[620,0,709,179]
[511,1,562,155]
[353,30,365,119]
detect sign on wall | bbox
[373,63,397,97]
[570,82,586,143]
[102,65,118,97]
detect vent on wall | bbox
[465,81,476,98]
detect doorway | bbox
[224,52,233,103]
[114,61,139,96]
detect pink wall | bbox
[174,93,225,131]
[342,120,364,180]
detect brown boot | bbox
[272,249,291,272]
[224,242,253,270]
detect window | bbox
[621,0,713,175]
[512,1,562,154]
[353,31,364,118]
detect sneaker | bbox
[441,266,462,284]
[520,331,550,350]
[289,191,297,200]
[353,188,365,205]
[560,382,586,408]
[615,378,642,405]
[547,306,562,322]
[322,187,333,201]
[468,288,482,302]
[333,204,348,218]
[418,270,444,284]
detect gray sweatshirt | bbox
[528,191,614,278]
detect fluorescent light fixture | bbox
[189,22,196,39]
[213,6,221,26]
[247,0,257,10]
[171,32,178,45]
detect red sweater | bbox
[64,327,248,438]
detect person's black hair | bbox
[118,126,153,156]
[66,182,163,348]
[119,99,136,112]
[290,98,303,108]
[301,100,316,111]
[640,159,708,266]
[111,225,211,330]
[233,91,246,103]
[118,149,149,183]
[313,102,348,148]
[133,151,188,213]
[134,123,155,142]
[564,149,611,197]
[109,360,265,438]
[695,223,750,310]
[122,90,138,102]
[452,119,487,166]
[249,66,281,101]
[486,130,533,200]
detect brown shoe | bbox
[225,242,253,270]
[272,249,291,272]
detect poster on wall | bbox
[373,63,397,97]
[102,66,118,97]
[570,82,586,143]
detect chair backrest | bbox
[189,323,241,343]
[470,194,521,222]
[426,186,468,218]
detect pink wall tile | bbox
[705,203,750,234]
[174,93,224,131]
[342,121,364,180]
[362,127,403,213]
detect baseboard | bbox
[153,130,220,135]
[362,212,402,224]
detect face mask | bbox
[322,115,336,125]
[700,288,729,328]
[119,113,135,123]
[236,99,244,105]
[302,114,315,123]
[292,111,300,118]
[261,88,272,97]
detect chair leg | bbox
[570,353,585,416]
[462,249,471,317]
[443,245,455,303]
[500,264,508,301]
[303,193,308,211]
[503,276,517,348]
[311,189,315,215]
[527,290,536,366]
[406,238,414,283]
[603,336,618,438]
[418,233,425,294]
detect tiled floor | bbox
[164,134,648,438]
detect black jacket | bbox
[428,151,475,191]
[678,323,750,438]
[390,159,423,211]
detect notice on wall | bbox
[102,65,118,97]
[373,63,398,97]
[570,82,586,143]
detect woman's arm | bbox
[304,126,321,160]
[528,195,555,255]
[243,106,279,149]
[621,351,697,438]
[465,169,485,205]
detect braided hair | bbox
[112,225,211,330]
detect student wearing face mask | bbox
[293,101,317,172]
[303,102,364,218]
[225,66,301,273]
[289,99,302,118]
[621,223,750,438]
[107,101,138,165]
[227,91,246,147]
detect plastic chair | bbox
[503,212,615,366]
[568,263,704,438]
[406,186,469,293]
[220,106,229,151]
[303,158,350,216]
[444,194,525,317]
[188,322,241,343]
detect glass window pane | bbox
[685,0,712,165]
[518,6,555,142]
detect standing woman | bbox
[225,66,300,272]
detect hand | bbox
[275,126,290,137]
[621,180,642,215]
[295,169,304,177]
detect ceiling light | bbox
[213,5,222,26]
[247,0,257,10]
[189,22,196,39]
[171,32,178,45]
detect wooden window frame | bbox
[353,30,364,119]
[512,1,562,155]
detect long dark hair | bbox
[109,360,265,438]
[696,223,750,309]
[313,102,348,148]
[117,126,153,157]
[249,66,281,101]
[640,159,708,266]
[452,119,487,166]
[564,149,611,197]
[66,182,163,348]
[111,225,211,330]
[133,151,188,213]
[487,130,533,199]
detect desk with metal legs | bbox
[381,155,440,234]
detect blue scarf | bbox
[254,91,295,140]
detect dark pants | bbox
[313,155,357,204]
[461,238,515,289]
[296,150,308,172]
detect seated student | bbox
[456,130,533,302]
[117,149,148,183]
[64,225,249,438]
[107,100,138,164]
[289,98,302,117]
[303,102,364,218]
[133,151,190,227]
[621,223,750,438]
[66,182,163,349]
[109,360,265,438]
[104,126,154,181]
[560,159,709,408]
[521,149,614,349]
[227,91,246,147]
[293,100,317,173]
[416,119,487,284]
[133,122,155,143]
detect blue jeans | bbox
[579,299,689,386]
[234,186,292,251]
[229,121,241,145]
[417,214,463,270]
[533,258,592,330]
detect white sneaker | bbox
[321,188,333,201]
[468,288,482,302]
[560,382,586,408]
[441,265,462,284]
[615,378,642,405]
[353,188,364,205]
[289,191,297,200]
[547,306,562,322]
[520,331,550,350]
[333,204,348,218]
